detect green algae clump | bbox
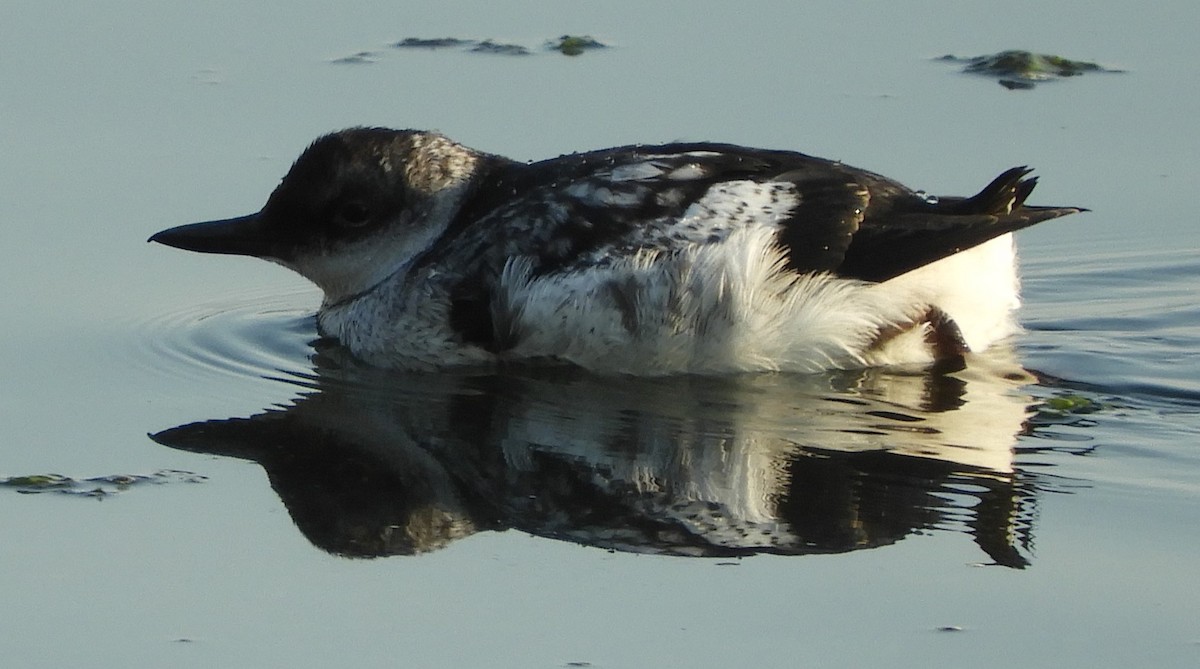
[938,50,1121,88]
[549,35,608,56]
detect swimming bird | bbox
[150,128,1082,375]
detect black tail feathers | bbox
[958,166,1035,215]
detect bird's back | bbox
[426,143,1080,373]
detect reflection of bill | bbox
[152,346,1040,566]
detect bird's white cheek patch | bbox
[293,219,451,303]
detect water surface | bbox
[3,1,1199,667]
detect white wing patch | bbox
[681,180,797,231]
[607,161,669,182]
[626,180,801,251]
[576,180,802,265]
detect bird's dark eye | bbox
[331,200,373,228]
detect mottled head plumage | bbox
[258,128,416,251]
[257,128,480,255]
[151,128,490,303]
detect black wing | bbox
[833,166,1084,282]
[442,143,871,275]
[451,144,1081,281]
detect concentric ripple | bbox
[133,286,321,387]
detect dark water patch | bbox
[1021,247,1200,409]
[1024,340,1200,409]
[1024,249,1200,297]
[1038,364,1200,411]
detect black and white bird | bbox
[150,128,1082,375]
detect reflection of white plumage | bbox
[151,128,1082,374]
[501,354,1034,556]
[152,352,1038,564]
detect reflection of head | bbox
[154,410,487,557]
[264,438,480,557]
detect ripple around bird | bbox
[129,286,320,387]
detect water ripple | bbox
[1020,247,1200,409]
[134,286,319,385]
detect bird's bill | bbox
[149,214,275,258]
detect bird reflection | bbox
[151,345,1043,567]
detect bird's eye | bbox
[332,200,373,228]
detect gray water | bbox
[3,1,1199,667]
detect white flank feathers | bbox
[500,225,918,375]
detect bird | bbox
[150,127,1083,375]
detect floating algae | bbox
[470,40,532,56]
[383,35,608,59]
[547,35,608,56]
[938,50,1122,88]
[392,37,475,49]
[1038,394,1105,415]
[2,469,207,498]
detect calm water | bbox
[3,1,1199,667]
